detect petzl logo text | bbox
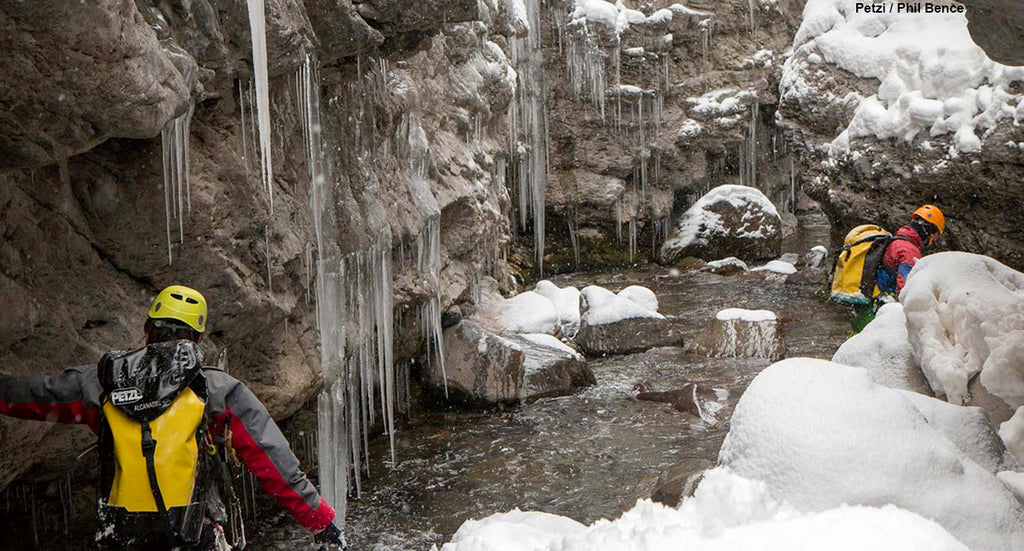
[111,388,143,406]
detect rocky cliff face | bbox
[525,0,807,275]
[0,0,519,496]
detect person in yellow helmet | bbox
[0,285,346,551]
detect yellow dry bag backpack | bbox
[830,225,896,306]
[96,340,214,548]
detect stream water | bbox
[259,214,851,550]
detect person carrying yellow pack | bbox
[0,285,348,551]
[830,205,945,331]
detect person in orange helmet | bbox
[876,205,946,295]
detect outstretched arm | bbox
[0,366,102,432]
[206,371,336,533]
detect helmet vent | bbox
[171,293,184,300]
[185,297,199,304]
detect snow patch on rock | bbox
[617,285,659,313]
[580,285,664,326]
[832,303,927,393]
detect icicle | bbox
[265,226,272,293]
[748,0,756,35]
[790,157,797,213]
[509,0,549,276]
[160,99,195,265]
[246,0,274,213]
[417,217,448,399]
[628,216,637,263]
[567,207,580,270]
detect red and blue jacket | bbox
[0,365,336,532]
[877,226,924,294]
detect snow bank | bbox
[439,468,969,551]
[751,260,796,275]
[717,308,776,322]
[570,0,646,35]
[498,291,560,334]
[519,333,582,360]
[534,280,582,327]
[617,285,659,312]
[832,303,928,393]
[720,358,1024,551]
[1000,408,1024,464]
[579,285,663,326]
[707,257,749,271]
[663,185,779,255]
[784,0,1024,154]
[901,252,1024,407]
[687,89,756,118]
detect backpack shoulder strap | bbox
[140,420,179,547]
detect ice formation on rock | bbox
[160,100,195,265]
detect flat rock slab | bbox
[506,335,596,402]
[576,317,683,356]
[688,318,784,360]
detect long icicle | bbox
[246,0,274,213]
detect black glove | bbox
[313,522,348,551]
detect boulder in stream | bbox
[433,321,525,405]
[508,334,595,402]
[688,309,784,360]
[575,286,682,356]
[650,458,715,507]
[637,383,723,424]
[659,185,782,265]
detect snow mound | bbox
[495,291,560,334]
[832,303,927,393]
[519,333,582,360]
[901,252,1024,407]
[707,257,749,271]
[1000,408,1024,465]
[784,0,1024,154]
[751,260,796,275]
[720,358,1024,551]
[579,285,663,326]
[534,280,582,328]
[687,89,756,118]
[717,308,776,322]
[439,468,969,550]
[617,285,659,312]
[570,0,646,35]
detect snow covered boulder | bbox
[507,334,596,402]
[478,290,560,335]
[751,259,797,276]
[901,253,1024,419]
[704,256,748,275]
[440,467,970,551]
[832,303,930,394]
[659,185,782,265]
[720,359,1024,551]
[617,285,658,312]
[434,321,525,405]
[688,309,783,361]
[534,280,581,328]
[575,286,681,356]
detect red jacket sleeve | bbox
[206,371,336,532]
[0,366,103,432]
[884,239,923,293]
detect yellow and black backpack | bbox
[96,340,215,548]
[829,224,909,306]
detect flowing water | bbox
[254,214,850,550]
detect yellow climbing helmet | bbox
[147,285,208,333]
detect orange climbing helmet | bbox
[912,205,945,235]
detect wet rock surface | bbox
[688,317,784,360]
[576,316,683,356]
[434,321,525,405]
[507,335,595,402]
[650,457,715,507]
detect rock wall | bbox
[776,1,1024,270]
[524,0,807,275]
[0,0,519,497]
